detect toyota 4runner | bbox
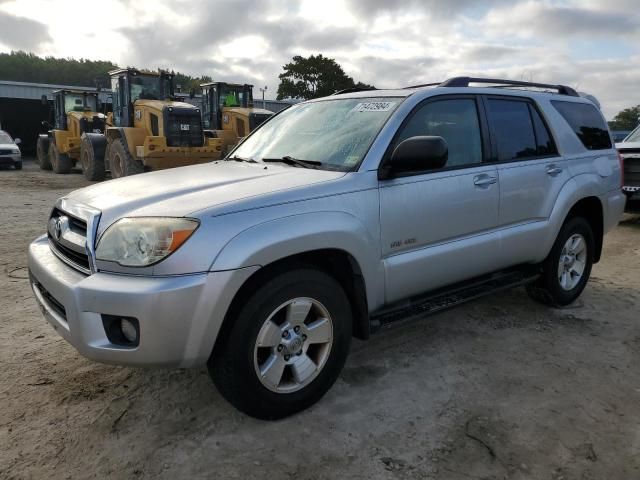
[28,77,625,419]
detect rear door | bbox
[379,95,501,303]
[484,96,569,264]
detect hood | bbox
[0,142,19,150]
[67,161,345,232]
[616,141,640,150]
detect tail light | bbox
[617,150,624,188]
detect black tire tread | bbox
[80,134,106,181]
[108,137,143,178]
[37,136,52,170]
[49,142,73,174]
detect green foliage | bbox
[608,105,640,131]
[0,51,212,92]
[276,54,374,100]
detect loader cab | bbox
[52,90,99,130]
[201,82,254,130]
[109,68,174,127]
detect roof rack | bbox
[403,82,442,89]
[438,76,579,97]
[332,86,377,95]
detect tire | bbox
[108,138,143,178]
[209,268,352,419]
[37,136,51,170]
[526,216,594,307]
[80,134,106,181]
[49,142,73,174]
[14,161,22,170]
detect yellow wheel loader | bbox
[199,82,273,155]
[37,90,108,180]
[105,68,219,178]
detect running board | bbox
[370,268,539,332]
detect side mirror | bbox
[380,136,448,179]
[41,120,53,130]
[14,138,21,145]
[41,94,48,106]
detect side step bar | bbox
[369,268,539,332]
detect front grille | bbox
[623,157,640,187]
[165,109,204,147]
[48,207,91,273]
[620,148,640,154]
[33,280,66,320]
[0,149,13,155]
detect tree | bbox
[276,54,374,100]
[608,105,640,131]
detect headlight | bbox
[95,217,199,267]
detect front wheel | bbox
[49,142,72,174]
[209,268,352,419]
[527,217,594,306]
[108,138,143,178]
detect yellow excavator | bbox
[36,89,107,179]
[103,68,220,178]
[198,82,273,154]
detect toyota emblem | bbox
[54,216,69,240]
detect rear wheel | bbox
[209,268,352,419]
[108,138,143,178]
[37,136,51,170]
[526,217,594,306]
[80,134,106,181]
[49,142,72,174]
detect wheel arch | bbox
[565,196,604,263]
[210,212,383,344]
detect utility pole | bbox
[259,86,268,109]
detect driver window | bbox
[395,98,483,168]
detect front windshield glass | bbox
[624,125,640,143]
[220,85,252,107]
[0,132,13,143]
[64,94,97,113]
[232,97,402,170]
[130,75,170,101]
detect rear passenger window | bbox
[487,99,538,161]
[395,98,483,168]
[551,101,612,150]
[529,104,557,156]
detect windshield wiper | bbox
[262,156,322,169]
[227,155,257,163]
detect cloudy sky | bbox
[0,0,638,119]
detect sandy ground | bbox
[1,158,640,480]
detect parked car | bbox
[616,124,640,203]
[28,77,625,419]
[0,130,22,170]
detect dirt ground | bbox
[1,158,640,480]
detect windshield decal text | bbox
[351,101,396,113]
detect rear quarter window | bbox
[551,101,612,150]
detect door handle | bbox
[546,165,563,176]
[473,174,497,187]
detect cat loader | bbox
[36,90,108,180]
[199,82,273,154]
[105,68,220,178]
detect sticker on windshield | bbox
[351,101,396,113]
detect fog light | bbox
[120,319,138,343]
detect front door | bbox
[379,95,501,303]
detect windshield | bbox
[232,97,402,170]
[220,85,252,107]
[64,94,97,113]
[130,75,171,102]
[624,125,640,143]
[0,132,13,144]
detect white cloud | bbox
[0,0,638,118]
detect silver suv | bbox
[28,77,625,419]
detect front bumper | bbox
[28,235,258,368]
[0,154,20,166]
